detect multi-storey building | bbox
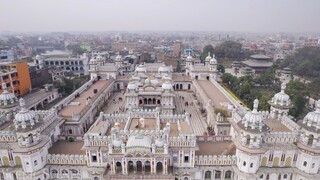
[0,53,319,180]
[34,53,89,76]
[0,61,32,96]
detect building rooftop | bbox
[48,140,85,155]
[23,88,57,109]
[265,118,291,132]
[242,60,273,68]
[196,141,235,155]
[58,80,112,119]
[129,118,157,131]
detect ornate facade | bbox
[0,54,319,180]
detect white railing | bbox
[195,155,236,165]
[47,154,87,165]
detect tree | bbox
[200,45,214,62]
[217,64,225,73]
[285,80,309,118]
[176,59,182,72]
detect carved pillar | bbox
[122,158,127,174]
[164,159,168,175]
[110,159,115,174]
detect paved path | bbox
[175,91,207,136]
[197,80,231,110]
[102,92,126,114]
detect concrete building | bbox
[34,52,89,76]
[0,61,32,96]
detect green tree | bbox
[285,80,309,118]
[217,64,225,73]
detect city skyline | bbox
[1,0,320,33]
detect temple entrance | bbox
[156,162,163,174]
[128,161,134,173]
[116,162,122,173]
[145,161,151,174]
[136,161,142,173]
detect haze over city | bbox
[1,0,320,33]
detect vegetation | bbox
[68,137,74,142]
[221,69,309,119]
[281,46,320,99]
[214,108,229,117]
[66,44,86,55]
[201,41,251,63]
[53,74,89,96]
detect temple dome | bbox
[115,52,122,62]
[14,98,36,129]
[186,52,193,62]
[242,99,264,130]
[210,54,218,65]
[303,100,320,131]
[270,83,291,106]
[162,82,172,91]
[158,63,170,73]
[0,83,18,107]
[127,82,138,90]
[205,52,212,62]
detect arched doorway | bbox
[195,76,198,80]
[139,99,143,105]
[156,162,163,174]
[145,161,151,174]
[176,84,179,90]
[152,98,156,104]
[144,98,147,104]
[136,161,142,173]
[2,156,9,166]
[179,84,182,89]
[157,100,161,105]
[116,162,122,173]
[128,161,134,173]
[148,98,152,104]
[206,76,210,80]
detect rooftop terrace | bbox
[196,141,235,155]
[48,140,85,155]
[58,80,112,119]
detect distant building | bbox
[0,47,14,62]
[241,54,273,74]
[34,51,89,76]
[0,61,32,96]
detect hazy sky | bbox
[1,0,320,33]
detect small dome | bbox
[14,98,36,129]
[155,139,164,147]
[243,99,264,130]
[270,83,291,106]
[186,52,193,62]
[303,100,320,131]
[35,55,41,59]
[205,52,212,62]
[162,82,172,91]
[135,64,147,73]
[127,82,137,90]
[132,75,140,81]
[210,54,217,65]
[158,63,169,73]
[162,74,172,81]
[0,83,18,107]
[144,78,151,84]
[127,135,151,149]
[115,52,122,62]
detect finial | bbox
[208,52,211,57]
[2,82,8,92]
[253,99,259,112]
[281,83,286,92]
[19,98,26,109]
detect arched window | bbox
[283,174,288,179]
[51,170,58,174]
[215,171,221,178]
[62,169,68,174]
[303,161,307,167]
[34,160,38,166]
[260,174,264,179]
[312,163,315,168]
[250,163,253,168]
[243,161,246,166]
[225,171,232,179]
